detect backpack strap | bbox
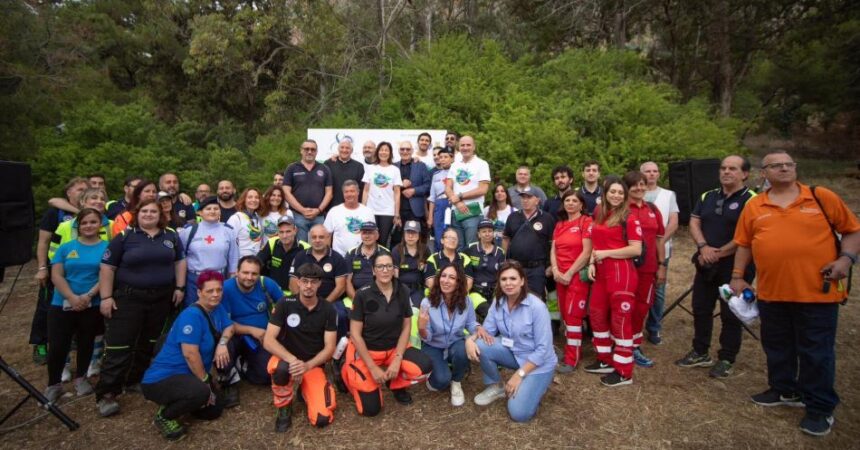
[185,222,200,248]
[810,185,852,296]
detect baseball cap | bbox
[516,186,536,196]
[157,191,172,201]
[360,221,378,232]
[198,196,218,209]
[277,215,295,226]
[477,219,494,230]
[404,220,421,233]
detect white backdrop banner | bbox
[307,129,448,162]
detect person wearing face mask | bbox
[226,188,265,257]
[466,261,557,422]
[341,253,432,416]
[179,196,240,306]
[96,198,187,417]
[43,208,110,403]
[418,264,489,406]
[142,270,235,441]
[623,171,666,369]
[582,179,642,387]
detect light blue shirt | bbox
[419,296,478,349]
[179,221,239,274]
[428,168,449,203]
[482,293,557,375]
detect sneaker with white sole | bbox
[633,348,655,368]
[61,363,72,383]
[44,384,63,404]
[799,413,834,437]
[450,381,465,407]
[600,371,632,387]
[87,359,101,377]
[750,389,804,407]
[675,350,714,368]
[583,361,614,374]
[474,384,506,406]
[74,377,94,396]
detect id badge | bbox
[501,337,514,348]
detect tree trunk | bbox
[708,0,732,117]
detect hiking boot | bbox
[221,384,240,409]
[600,372,632,387]
[556,363,576,374]
[33,345,47,365]
[474,384,505,406]
[583,361,614,374]
[392,389,413,405]
[275,405,292,433]
[154,407,186,441]
[450,381,465,407]
[74,377,94,396]
[709,360,733,378]
[675,350,714,368]
[97,394,120,417]
[751,389,804,407]
[799,413,834,437]
[44,384,63,404]
[633,348,655,368]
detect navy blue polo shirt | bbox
[465,242,506,290]
[105,198,128,220]
[173,201,197,226]
[284,161,333,209]
[503,209,555,264]
[102,227,185,288]
[290,248,349,299]
[692,187,756,249]
[345,245,390,291]
[392,245,429,288]
[580,184,602,216]
[543,193,562,215]
[40,207,75,233]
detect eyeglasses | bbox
[762,162,796,170]
[399,148,411,151]
[715,197,724,216]
[301,147,317,152]
[374,264,395,271]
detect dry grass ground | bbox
[1,168,858,449]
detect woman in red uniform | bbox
[550,190,593,373]
[623,171,666,368]
[583,178,642,387]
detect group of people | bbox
[32,132,859,440]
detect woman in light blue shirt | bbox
[466,260,557,422]
[417,264,490,407]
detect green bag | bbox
[452,202,483,222]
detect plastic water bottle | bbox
[333,336,349,360]
[742,288,756,304]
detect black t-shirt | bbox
[324,158,365,207]
[258,238,306,291]
[40,207,75,233]
[284,161,333,209]
[219,205,237,223]
[349,282,412,351]
[106,198,128,220]
[269,296,337,361]
[504,209,555,263]
[290,249,349,299]
[102,227,185,288]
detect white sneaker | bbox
[74,377,94,396]
[87,358,101,377]
[44,384,63,404]
[61,364,72,383]
[450,381,465,407]
[474,384,506,406]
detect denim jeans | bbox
[432,199,450,252]
[758,301,839,416]
[646,256,670,335]
[452,214,481,251]
[293,214,325,244]
[421,340,468,390]
[476,339,554,422]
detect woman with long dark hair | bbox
[582,179,642,387]
[550,189,593,372]
[484,183,516,247]
[417,264,489,406]
[466,261,556,422]
[362,141,402,246]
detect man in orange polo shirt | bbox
[731,150,860,437]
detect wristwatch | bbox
[517,369,527,378]
[839,251,858,265]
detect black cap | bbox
[198,196,219,209]
[516,186,536,196]
[360,221,378,232]
[477,219,494,230]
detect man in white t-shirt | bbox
[415,132,436,169]
[444,135,490,249]
[641,161,680,345]
[324,180,376,256]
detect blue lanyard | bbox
[440,305,455,349]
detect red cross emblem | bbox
[204,235,215,244]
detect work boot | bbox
[221,384,240,409]
[392,389,413,405]
[275,405,292,433]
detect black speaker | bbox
[669,159,720,225]
[0,161,35,266]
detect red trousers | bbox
[340,340,431,416]
[633,271,657,348]
[556,277,590,367]
[268,357,336,427]
[588,259,638,378]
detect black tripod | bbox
[0,265,78,432]
[662,284,758,340]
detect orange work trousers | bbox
[267,356,336,427]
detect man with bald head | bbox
[445,135,490,249]
[325,139,365,208]
[677,155,756,378]
[361,140,376,172]
[217,180,237,223]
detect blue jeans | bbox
[476,339,554,422]
[646,256,670,335]
[293,214,325,244]
[421,340,468,390]
[759,301,839,416]
[432,199,450,252]
[452,213,481,251]
[184,271,200,307]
